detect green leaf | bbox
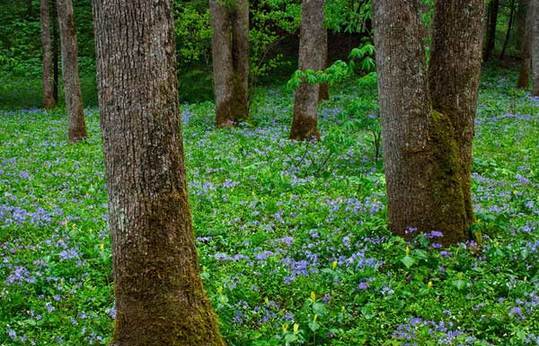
[401,255,416,269]
[308,320,319,332]
[453,279,466,290]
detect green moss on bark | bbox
[428,110,469,245]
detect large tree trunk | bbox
[40,0,55,109]
[484,0,499,61]
[429,0,485,236]
[290,0,325,141]
[57,0,87,142]
[92,1,225,345]
[373,0,484,245]
[517,0,531,88]
[210,0,250,128]
[533,0,539,95]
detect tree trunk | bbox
[517,0,531,88]
[210,0,250,128]
[429,0,485,237]
[92,1,225,345]
[533,0,539,95]
[290,0,325,141]
[57,0,87,142]
[40,0,55,109]
[500,0,516,60]
[27,0,34,17]
[484,0,499,61]
[319,28,330,102]
[51,0,59,104]
[373,0,484,245]
[516,0,528,50]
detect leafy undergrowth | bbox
[0,67,537,345]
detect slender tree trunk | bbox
[429,0,485,235]
[210,0,250,128]
[92,1,225,345]
[484,0,499,61]
[517,0,531,88]
[57,0,87,142]
[27,0,34,17]
[516,0,528,50]
[482,4,490,48]
[40,0,55,109]
[51,0,59,103]
[500,0,516,60]
[373,0,484,245]
[319,29,330,102]
[533,0,539,95]
[290,0,325,141]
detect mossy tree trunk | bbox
[210,0,250,128]
[373,0,484,245]
[57,0,87,142]
[429,0,485,235]
[517,0,531,88]
[40,0,55,109]
[92,0,225,345]
[290,0,325,141]
[484,0,499,61]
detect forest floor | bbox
[0,66,538,345]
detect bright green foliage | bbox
[286,43,375,90]
[325,0,372,33]
[348,43,376,73]
[249,0,301,83]
[174,3,212,65]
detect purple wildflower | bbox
[358,281,369,290]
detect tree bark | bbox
[516,0,528,50]
[40,0,55,109]
[92,1,225,345]
[210,0,250,128]
[373,0,484,245]
[517,0,531,88]
[533,0,539,95]
[57,0,87,142]
[500,0,516,60]
[484,0,499,61]
[319,28,330,103]
[429,0,485,237]
[52,0,59,104]
[290,0,325,141]
[27,0,34,17]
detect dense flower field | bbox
[0,67,538,345]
